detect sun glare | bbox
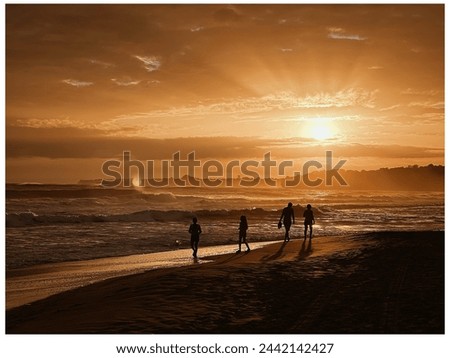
[132,176,141,187]
[305,117,337,141]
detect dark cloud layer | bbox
[6,125,443,161]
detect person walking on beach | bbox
[236,215,251,253]
[279,202,295,242]
[189,217,202,258]
[303,204,315,240]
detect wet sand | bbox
[6,241,278,310]
[6,231,444,334]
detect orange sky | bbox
[5,4,444,183]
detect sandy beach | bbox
[6,231,444,334]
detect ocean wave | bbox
[5,207,282,228]
[6,200,444,228]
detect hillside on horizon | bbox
[286,164,444,191]
[68,164,446,192]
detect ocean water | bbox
[5,184,444,270]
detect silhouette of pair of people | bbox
[189,215,251,259]
[279,202,315,241]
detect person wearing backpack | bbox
[189,217,202,258]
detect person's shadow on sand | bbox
[298,238,313,259]
[263,241,287,261]
[221,250,251,264]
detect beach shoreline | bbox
[5,240,280,310]
[6,231,444,334]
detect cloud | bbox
[145,80,161,86]
[327,27,367,41]
[62,79,94,87]
[408,101,444,109]
[379,104,401,112]
[401,88,440,96]
[334,144,444,159]
[13,118,79,129]
[112,88,378,125]
[190,26,204,32]
[299,88,377,108]
[410,112,444,124]
[9,117,128,134]
[134,55,161,72]
[111,78,141,86]
[88,59,115,68]
[368,66,384,70]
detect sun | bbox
[310,123,334,140]
[305,117,337,141]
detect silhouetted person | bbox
[236,215,250,253]
[303,204,315,240]
[279,202,295,242]
[189,217,202,258]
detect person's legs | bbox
[193,238,199,257]
[304,224,307,240]
[237,235,242,253]
[243,233,250,251]
[309,224,313,239]
[284,223,291,241]
[284,228,289,241]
